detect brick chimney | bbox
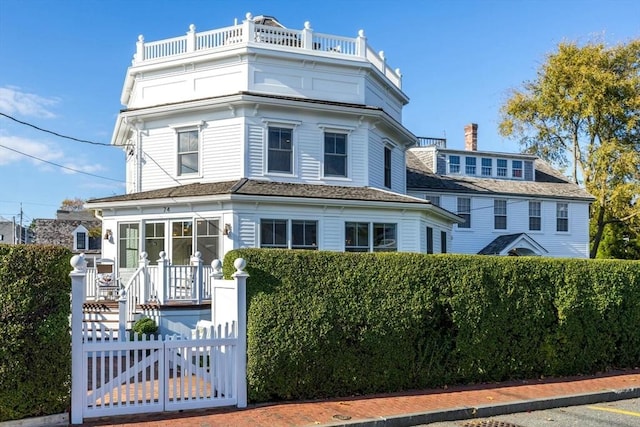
[464,123,478,151]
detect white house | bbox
[407,124,594,258]
[86,13,461,275]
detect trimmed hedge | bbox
[223,249,640,402]
[0,244,72,422]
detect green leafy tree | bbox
[499,40,640,257]
[593,221,640,260]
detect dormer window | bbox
[73,225,89,251]
[449,155,460,174]
[465,157,476,175]
[497,159,508,177]
[481,158,492,176]
[512,160,523,178]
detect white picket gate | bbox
[69,255,248,425]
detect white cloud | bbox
[0,134,64,166]
[0,86,60,118]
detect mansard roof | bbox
[406,151,594,201]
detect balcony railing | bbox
[133,13,402,89]
[416,137,447,148]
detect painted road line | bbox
[588,406,640,417]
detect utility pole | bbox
[19,203,23,244]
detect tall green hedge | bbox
[223,249,640,402]
[0,244,72,422]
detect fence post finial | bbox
[211,259,223,279]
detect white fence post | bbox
[70,254,87,425]
[135,35,145,63]
[302,21,313,50]
[186,24,196,52]
[118,287,127,340]
[156,251,168,304]
[191,251,203,303]
[139,251,149,302]
[232,258,249,408]
[243,13,254,43]
[356,29,366,57]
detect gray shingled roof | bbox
[87,178,433,205]
[477,233,527,255]
[406,151,594,201]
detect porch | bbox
[84,251,217,336]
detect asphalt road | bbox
[424,397,640,426]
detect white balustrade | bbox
[131,15,401,89]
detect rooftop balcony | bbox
[131,13,402,90]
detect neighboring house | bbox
[407,124,594,258]
[86,14,461,274]
[0,216,32,244]
[33,210,102,265]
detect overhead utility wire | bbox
[0,143,125,183]
[0,112,113,147]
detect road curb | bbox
[321,387,640,427]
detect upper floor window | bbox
[529,201,541,231]
[557,203,569,232]
[497,159,508,177]
[268,127,293,174]
[177,130,199,175]
[512,160,523,178]
[324,132,347,177]
[481,158,492,176]
[449,155,460,174]
[427,195,440,207]
[441,231,447,253]
[494,199,507,230]
[384,146,392,188]
[465,157,476,175]
[457,197,471,229]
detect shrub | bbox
[222,249,640,402]
[130,317,159,340]
[0,244,72,422]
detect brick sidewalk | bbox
[80,369,640,427]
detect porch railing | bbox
[85,251,214,323]
[133,13,401,89]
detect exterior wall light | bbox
[104,229,113,240]
[223,223,232,236]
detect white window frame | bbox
[512,160,523,179]
[449,155,461,174]
[465,156,476,175]
[494,199,507,230]
[457,197,471,229]
[260,218,318,250]
[263,118,301,176]
[556,203,569,232]
[170,121,204,178]
[497,158,508,177]
[345,222,397,252]
[529,201,541,231]
[73,225,89,251]
[481,158,492,176]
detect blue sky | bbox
[0,0,638,225]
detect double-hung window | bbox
[75,230,87,251]
[556,203,569,232]
[497,159,508,177]
[481,158,492,176]
[494,199,507,230]
[177,130,200,175]
[324,132,347,177]
[465,157,476,175]
[449,155,460,174]
[268,127,293,173]
[529,201,541,231]
[441,231,447,253]
[457,197,471,228]
[512,160,523,178]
